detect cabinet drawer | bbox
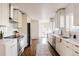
[63,40,72,49]
[73,44,79,52]
[73,50,79,56]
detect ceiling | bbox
[13,3,68,21]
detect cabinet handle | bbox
[11,44,15,48]
[60,39,62,42]
[66,45,69,48]
[66,41,69,43]
[75,45,79,47]
[75,51,79,54]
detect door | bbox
[27,23,31,46]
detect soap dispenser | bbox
[73,34,76,39]
[0,30,3,39]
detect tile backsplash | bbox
[0,23,18,37]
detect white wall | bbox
[31,20,39,39]
[27,16,31,23]
[39,21,52,38]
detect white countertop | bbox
[53,34,79,46]
[0,39,17,44]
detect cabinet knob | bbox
[66,41,69,43]
[10,44,15,48]
[75,51,79,54]
[66,45,69,48]
[75,45,79,47]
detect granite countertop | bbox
[3,35,24,39]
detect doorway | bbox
[27,23,31,47]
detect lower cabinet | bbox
[72,44,79,56]
[56,37,61,54]
[72,50,79,56]
[6,40,17,56]
[48,34,53,45]
[18,35,27,55]
[61,43,73,56]
[49,35,79,56]
[55,37,79,56]
[0,39,17,56]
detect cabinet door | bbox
[62,40,73,56]
[72,44,79,56]
[0,4,9,26]
[0,4,2,25]
[11,40,17,56]
[20,37,25,49]
[18,11,22,28]
[74,4,79,26]
[72,50,79,56]
[6,40,17,56]
[56,37,60,54]
[0,44,5,56]
[13,9,18,22]
[64,45,73,56]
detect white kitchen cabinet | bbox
[74,4,79,26]
[72,50,79,56]
[18,36,27,55]
[55,36,73,56]
[59,39,65,56]
[62,40,73,56]
[13,9,18,22]
[20,37,26,49]
[0,3,9,26]
[0,39,17,56]
[67,4,79,26]
[55,35,79,56]
[13,9,22,28]
[72,44,79,56]
[18,10,22,28]
[56,37,61,54]
[48,34,53,45]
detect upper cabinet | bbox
[13,9,22,28]
[17,10,22,28]
[73,4,79,26]
[9,4,23,28]
[0,3,9,26]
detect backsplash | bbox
[0,23,18,37]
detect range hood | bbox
[9,4,18,23]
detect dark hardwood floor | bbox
[21,38,59,56]
[21,39,38,56]
[48,42,59,56]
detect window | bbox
[66,14,70,31]
[60,15,65,28]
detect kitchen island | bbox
[48,34,79,56]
